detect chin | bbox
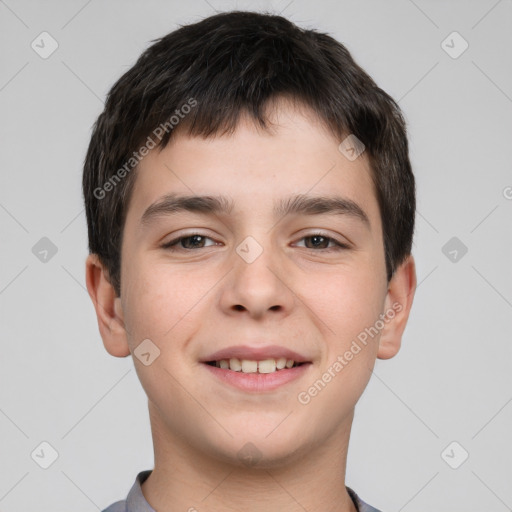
[197,421,311,470]
[211,438,308,470]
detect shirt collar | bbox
[125,470,155,512]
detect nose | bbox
[219,236,296,320]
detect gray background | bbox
[1,0,511,510]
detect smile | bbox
[202,360,312,392]
[205,357,304,374]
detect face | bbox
[91,99,414,468]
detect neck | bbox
[141,402,358,512]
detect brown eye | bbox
[161,234,217,251]
[304,235,331,249]
[179,235,208,249]
[296,233,349,251]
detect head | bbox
[84,11,416,467]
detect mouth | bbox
[200,345,313,392]
[204,358,306,373]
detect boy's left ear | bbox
[377,254,417,360]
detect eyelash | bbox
[160,232,350,252]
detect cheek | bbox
[122,258,222,351]
[301,264,385,339]
[295,272,383,421]
[120,262,206,404]
[121,259,187,342]
[299,263,385,401]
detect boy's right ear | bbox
[85,254,131,358]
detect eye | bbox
[160,232,350,252]
[295,233,350,251]
[161,234,218,251]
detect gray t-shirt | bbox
[102,470,382,512]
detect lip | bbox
[200,344,311,363]
[202,362,312,392]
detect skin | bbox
[86,98,416,512]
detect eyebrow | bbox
[140,193,371,229]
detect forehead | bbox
[125,99,380,231]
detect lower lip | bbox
[202,363,312,392]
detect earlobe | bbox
[85,254,131,358]
[377,254,417,360]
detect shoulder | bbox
[101,500,126,512]
[100,469,153,512]
[347,486,383,512]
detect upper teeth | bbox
[215,357,296,373]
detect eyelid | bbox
[160,231,218,249]
[293,230,351,250]
[295,227,351,242]
[160,230,351,252]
